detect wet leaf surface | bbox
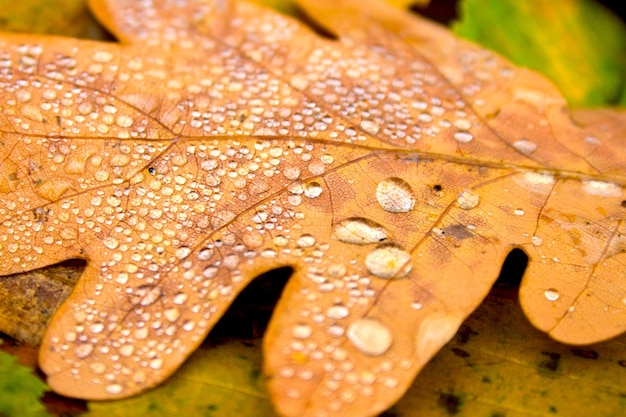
[0,0,624,416]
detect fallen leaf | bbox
[0,0,624,416]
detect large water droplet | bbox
[347,318,392,356]
[544,288,560,301]
[513,139,537,155]
[456,190,480,210]
[376,177,416,213]
[333,217,388,245]
[365,245,412,279]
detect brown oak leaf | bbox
[0,0,624,416]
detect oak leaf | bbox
[0,0,624,417]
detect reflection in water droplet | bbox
[544,288,560,301]
[333,217,388,245]
[366,244,412,279]
[456,190,480,210]
[347,318,392,356]
[303,181,323,198]
[376,177,416,213]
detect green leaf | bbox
[84,339,275,417]
[453,0,626,107]
[0,345,51,417]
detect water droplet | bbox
[456,190,480,210]
[514,208,525,216]
[411,302,423,310]
[173,293,188,305]
[347,318,392,356]
[149,358,163,370]
[333,217,388,245]
[454,132,473,143]
[164,308,180,322]
[303,181,323,198]
[376,177,416,213]
[75,343,94,358]
[292,324,313,339]
[365,245,412,279]
[513,139,537,155]
[297,234,316,248]
[327,305,349,320]
[360,120,380,135]
[130,285,163,306]
[203,266,218,279]
[524,172,555,185]
[544,288,560,301]
[89,322,104,334]
[175,246,191,259]
[106,384,123,395]
[531,236,543,246]
[582,181,622,197]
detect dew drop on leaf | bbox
[376,177,416,213]
[513,139,538,155]
[333,217,388,245]
[347,318,393,356]
[303,181,323,198]
[365,244,412,279]
[544,288,560,301]
[456,190,480,210]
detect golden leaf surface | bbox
[0,0,624,416]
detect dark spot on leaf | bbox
[433,184,443,192]
[443,224,473,240]
[451,347,470,358]
[494,248,528,289]
[571,348,598,359]
[438,390,463,414]
[549,405,558,413]
[490,413,506,417]
[482,376,492,383]
[148,167,156,175]
[620,200,626,208]
[618,360,626,367]
[539,351,561,372]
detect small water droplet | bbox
[376,177,416,213]
[544,288,560,301]
[513,138,538,155]
[292,324,313,339]
[514,208,525,216]
[303,181,323,198]
[347,318,392,356]
[456,190,480,210]
[454,132,473,143]
[106,384,123,395]
[297,234,316,248]
[327,305,349,320]
[173,293,188,305]
[333,217,388,245]
[175,246,191,259]
[411,302,423,310]
[74,343,94,358]
[366,244,412,279]
[130,285,163,306]
[531,236,543,246]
